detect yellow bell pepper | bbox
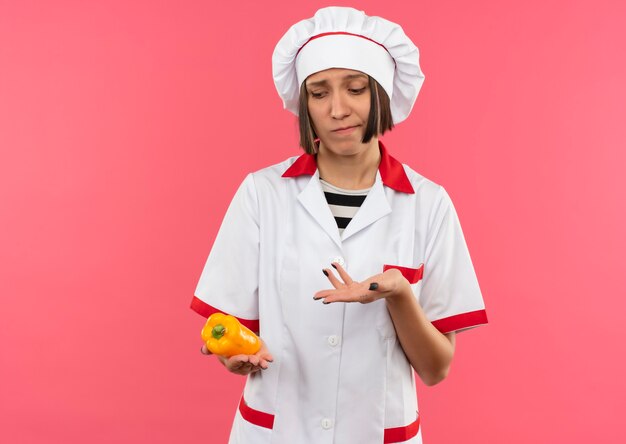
[201,313,261,357]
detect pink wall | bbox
[1,1,625,442]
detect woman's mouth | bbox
[332,125,358,135]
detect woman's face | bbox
[305,68,372,155]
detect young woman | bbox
[192,7,488,443]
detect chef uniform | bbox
[191,7,488,444]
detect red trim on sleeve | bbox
[383,264,424,284]
[384,414,420,443]
[239,396,275,430]
[431,309,488,334]
[190,296,260,332]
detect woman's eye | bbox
[349,87,367,94]
[310,91,326,99]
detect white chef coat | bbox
[192,141,488,444]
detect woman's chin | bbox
[319,139,374,158]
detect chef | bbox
[192,6,488,443]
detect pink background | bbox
[1,0,625,442]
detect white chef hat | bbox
[272,6,425,124]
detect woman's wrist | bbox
[384,270,412,305]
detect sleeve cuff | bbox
[383,264,424,284]
[431,309,488,334]
[190,296,260,332]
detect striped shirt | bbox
[320,178,371,236]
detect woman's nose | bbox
[330,93,350,119]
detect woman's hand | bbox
[201,338,274,376]
[314,262,409,304]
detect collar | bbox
[281,140,414,194]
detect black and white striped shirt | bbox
[320,178,371,236]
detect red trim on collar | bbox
[281,141,414,194]
[281,150,318,177]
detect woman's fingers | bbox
[248,355,262,367]
[259,351,274,363]
[314,276,387,304]
[256,348,273,369]
[313,288,343,302]
[317,263,355,300]
[226,354,248,366]
[314,286,362,304]
[233,362,255,375]
[220,350,273,374]
[331,262,353,285]
[256,340,274,363]
[226,355,257,374]
[323,268,343,288]
[206,338,274,375]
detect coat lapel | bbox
[284,141,411,248]
[297,172,343,249]
[341,171,392,242]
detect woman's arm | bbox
[384,270,456,386]
[315,264,456,386]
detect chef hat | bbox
[272,6,425,124]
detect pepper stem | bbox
[212,324,226,340]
